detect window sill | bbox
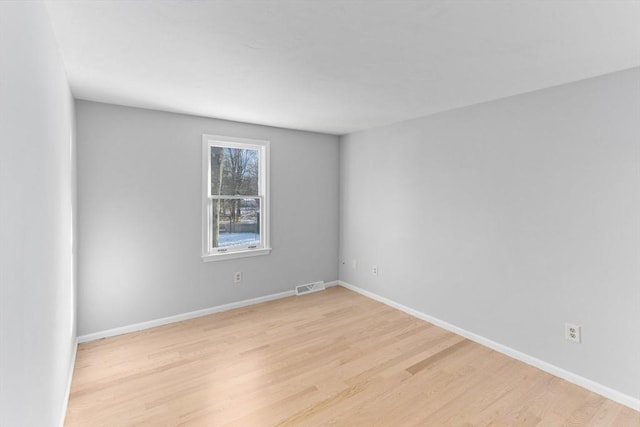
[202,247,271,262]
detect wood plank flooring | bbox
[65,286,639,426]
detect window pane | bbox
[211,198,261,249]
[210,146,259,196]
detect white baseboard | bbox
[77,280,339,344]
[60,337,78,427]
[338,281,640,412]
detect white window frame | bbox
[202,134,271,261]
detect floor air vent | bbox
[295,281,326,296]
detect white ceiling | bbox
[45,1,640,135]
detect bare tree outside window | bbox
[210,146,225,248]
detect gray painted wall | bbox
[76,101,339,336]
[0,3,77,426]
[339,68,640,399]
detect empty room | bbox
[1,1,639,426]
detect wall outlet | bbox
[372,265,378,276]
[234,272,242,283]
[352,259,357,270]
[565,323,581,343]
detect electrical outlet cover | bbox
[565,323,581,343]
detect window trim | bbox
[201,134,271,262]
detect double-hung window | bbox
[202,134,270,261]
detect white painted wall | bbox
[340,68,640,400]
[0,3,77,426]
[75,101,339,336]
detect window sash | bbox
[209,146,260,197]
[207,196,264,254]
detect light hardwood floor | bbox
[65,286,639,426]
